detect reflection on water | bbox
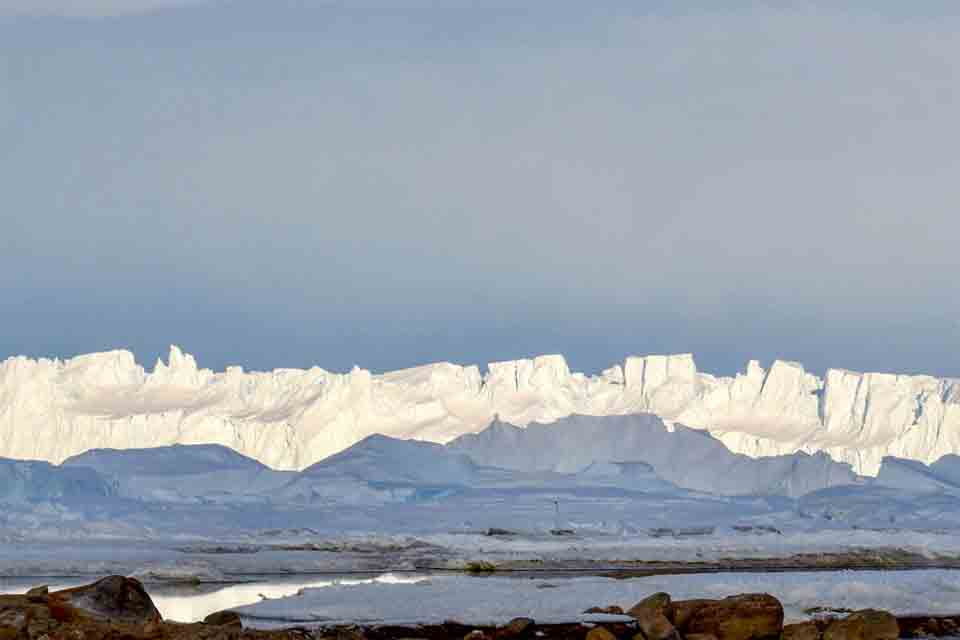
[0,573,428,623]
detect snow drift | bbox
[1,346,958,475]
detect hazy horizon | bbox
[3,1,958,378]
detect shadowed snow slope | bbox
[6,436,960,537]
[2,346,958,474]
[283,431,686,504]
[279,435,486,504]
[300,435,480,486]
[63,444,295,502]
[0,458,116,503]
[449,414,858,498]
[874,454,960,493]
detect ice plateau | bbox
[1,346,958,475]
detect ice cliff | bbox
[1,346,958,475]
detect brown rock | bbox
[923,619,942,636]
[687,634,720,640]
[685,594,784,640]
[646,617,681,640]
[0,610,25,629]
[783,621,821,640]
[586,628,618,640]
[48,595,77,623]
[822,610,898,640]
[53,576,161,625]
[628,593,675,623]
[585,607,625,615]
[674,600,720,631]
[628,592,679,640]
[497,617,534,637]
[204,610,243,628]
[25,586,49,603]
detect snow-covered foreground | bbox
[3,346,959,475]
[233,570,960,627]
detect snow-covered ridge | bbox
[1,346,958,474]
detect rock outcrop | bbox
[822,610,899,640]
[679,594,783,640]
[628,593,680,640]
[53,575,161,624]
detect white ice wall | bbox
[0,346,957,474]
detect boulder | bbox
[585,607,625,615]
[337,627,368,640]
[685,594,784,640]
[204,610,243,628]
[674,599,721,631]
[628,593,680,640]
[629,593,675,622]
[496,617,534,638]
[586,628,618,640]
[822,610,898,640]
[783,621,821,640]
[25,586,48,603]
[53,575,161,624]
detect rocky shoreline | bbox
[2,576,959,640]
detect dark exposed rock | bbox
[0,585,305,640]
[782,621,821,640]
[685,594,784,640]
[25,586,48,603]
[54,575,162,624]
[585,627,618,640]
[628,593,679,640]
[584,607,625,615]
[628,593,674,623]
[674,600,720,631]
[496,617,534,638]
[822,610,898,640]
[205,610,243,628]
[336,626,368,640]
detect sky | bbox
[2,1,959,378]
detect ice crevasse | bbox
[0,346,957,475]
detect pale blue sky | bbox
[2,2,959,377]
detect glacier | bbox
[1,346,958,475]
